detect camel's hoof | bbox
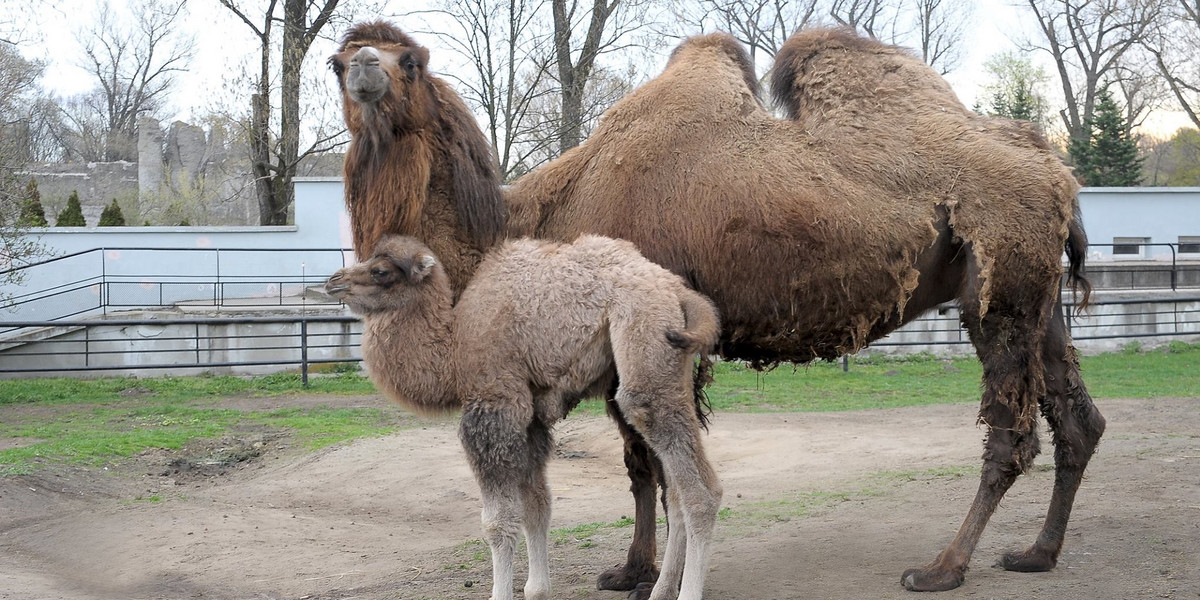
[901,566,964,592]
[627,581,655,600]
[998,547,1057,572]
[597,563,659,592]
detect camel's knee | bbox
[481,497,522,543]
[980,415,1041,482]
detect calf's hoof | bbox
[597,562,659,592]
[999,547,1057,572]
[901,565,964,592]
[627,581,655,600]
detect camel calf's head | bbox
[329,21,435,134]
[326,236,441,315]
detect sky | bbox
[20,0,1196,139]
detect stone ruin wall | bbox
[22,119,342,227]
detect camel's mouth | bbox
[324,282,350,297]
[348,85,386,104]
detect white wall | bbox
[3,179,353,321]
[1078,187,1200,261]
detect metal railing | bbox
[1,296,1197,380]
[1,246,354,328]
[0,315,361,384]
[1079,243,1200,291]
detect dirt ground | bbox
[1,395,1197,600]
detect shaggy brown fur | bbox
[331,22,1105,596]
[325,235,722,600]
[330,21,506,295]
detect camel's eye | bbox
[401,57,418,79]
[327,57,344,76]
[370,267,390,281]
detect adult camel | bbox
[329,22,1105,595]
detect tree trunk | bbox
[552,0,617,154]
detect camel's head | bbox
[329,21,436,135]
[325,235,444,316]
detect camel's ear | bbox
[398,46,429,81]
[407,254,437,283]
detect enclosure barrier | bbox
[2,295,1197,380]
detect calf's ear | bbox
[407,254,437,283]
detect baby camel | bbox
[325,234,723,600]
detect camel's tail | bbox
[1065,198,1093,311]
[665,288,720,431]
[666,288,721,355]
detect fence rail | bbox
[1,246,354,329]
[3,296,1198,380]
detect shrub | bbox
[55,191,86,227]
[98,199,126,226]
[19,179,48,227]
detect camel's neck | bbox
[345,130,435,260]
[361,287,459,415]
[504,144,592,239]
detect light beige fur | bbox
[326,234,722,600]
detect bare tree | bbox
[219,0,345,225]
[907,0,972,74]
[420,0,559,180]
[1,40,47,286]
[828,0,898,38]
[1023,0,1164,145]
[826,0,971,74]
[63,0,193,162]
[1145,0,1200,129]
[673,0,821,63]
[551,0,652,152]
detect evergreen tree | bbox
[56,191,87,227]
[1069,87,1143,187]
[98,199,126,226]
[980,51,1049,127]
[19,179,48,227]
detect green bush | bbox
[19,179,48,227]
[98,199,126,226]
[55,191,86,227]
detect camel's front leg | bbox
[480,487,521,600]
[520,455,553,600]
[598,397,662,592]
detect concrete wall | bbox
[3,179,353,322]
[1079,187,1200,260]
[22,178,349,257]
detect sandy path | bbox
[1,396,1197,600]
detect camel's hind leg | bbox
[902,255,1053,592]
[1001,301,1106,572]
[616,386,722,600]
[597,397,664,592]
[460,402,553,600]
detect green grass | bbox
[0,371,376,407]
[0,395,409,474]
[1,343,1196,475]
[702,342,1200,413]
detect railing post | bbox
[300,319,310,387]
[101,248,107,316]
[215,249,222,306]
[1170,243,1177,291]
